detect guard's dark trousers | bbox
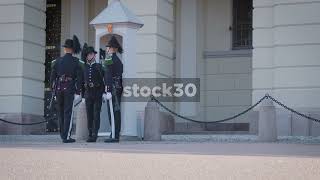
[107,89,122,139]
[85,95,102,138]
[56,91,74,140]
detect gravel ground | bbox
[1,134,320,144]
[1,135,320,180]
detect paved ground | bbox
[1,135,320,180]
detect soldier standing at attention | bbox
[103,36,123,143]
[81,44,105,142]
[50,35,83,143]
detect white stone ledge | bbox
[253,0,274,8]
[23,23,46,46]
[157,18,174,41]
[137,34,174,59]
[139,14,174,24]
[137,71,173,78]
[157,36,174,59]
[254,42,320,48]
[253,29,274,47]
[24,4,46,29]
[122,0,157,16]
[273,86,320,90]
[25,0,46,12]
[203,89,253,92]
[272,88,320,108]
[138,33,174,43]
[254,0,320,8]
[252,69,273,89]
[252,48,274,68]
[274,25,320,45]
[22,95,44,115]
[0,39,44,47]
[0,94,43,100]
[0,1,45,13]
[164,0,174,6]
[0,4,24,23]
[202,105,252,108]
[274,67,320,87]
[204,50,252,59]
[253,7,273,28]
[274,45,320,66]
[0,57,44,66]
[137,52,174,61]
[0,76,43,83]
[255,23,320,29]
[253,65,320,70]
[0,96,22,113]
[158,0,174,22]
[22,61,45,82]
[274,3,320,25]
[274,0,320,7]
[137,16,157,34]
[0,21,45,31]
[22,78,44,99]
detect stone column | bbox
[121,27,139,137]
[0,0,46,134]
[176,0,198,117]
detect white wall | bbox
[253,0,320,109]
[202,0,253,123]
[120,0,175,114]
[0,0,46,115]
[253,0,320,136]
[121,0,175,79]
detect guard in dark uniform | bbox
[50,35,82,143]
[103,36,123,143]
[81,44,105,142]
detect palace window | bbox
[232,0,253,49]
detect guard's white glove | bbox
[106,92,112,100]
[74,94,81,102]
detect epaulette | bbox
[50,59,57,68]
[79,60,85,68]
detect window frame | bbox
[232,0,253,50]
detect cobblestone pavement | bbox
[1,135,320,180]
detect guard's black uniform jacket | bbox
[83,62,105,139]
[104,53,123,140]
[50,53,83,141]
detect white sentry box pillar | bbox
[90,0,143,137]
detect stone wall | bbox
[0,0,46,134]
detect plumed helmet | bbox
[106,36,123,54]
[62,35,81,54]
[81,43,97,61]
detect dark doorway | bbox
[44,0,62,132]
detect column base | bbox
[0,113,46,135]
